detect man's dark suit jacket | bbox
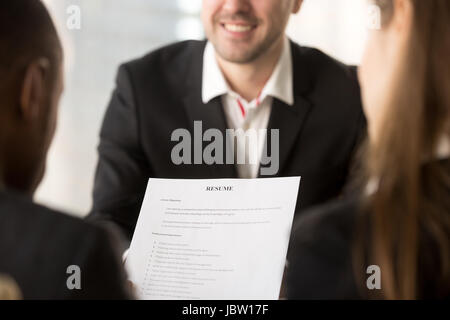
[0,191,131,299]
[287,159,450,300]
[89,40,366,240]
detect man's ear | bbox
[292,0,303,14]
[19,58,50,121]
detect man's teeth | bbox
[224,24,253,33]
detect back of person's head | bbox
[0,0,63,196]
[358,0,450,299]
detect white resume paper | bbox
[125,177,301,300]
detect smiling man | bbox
[90,0,366,243]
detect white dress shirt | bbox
[202,37,294,178]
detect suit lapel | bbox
[183,94,228,133]
[181,42,237,178]
[264,96,312,177]
[262,41,313,177]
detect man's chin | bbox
[214,44,263,64]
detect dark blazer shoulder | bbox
[0,191,129,299]
[290,196,359,252]
[112,40,206,106]
[123,40,206,80]
[0,191,100,236]
[287,197,362,299]
[291,42,359,83]
[290,42,362,115]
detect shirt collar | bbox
[202,41,229,104]
[260,37,294,106]
[202,37,294,106]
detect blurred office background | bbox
[37,0,368,217]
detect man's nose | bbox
[222,0,252,14]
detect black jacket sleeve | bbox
[88,64,151,240]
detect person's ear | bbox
[19,58,50,121]
[292,0,303,14]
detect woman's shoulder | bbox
[291,196,361,245]
[287,196,364,299]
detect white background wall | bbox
[37,0,368,217]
